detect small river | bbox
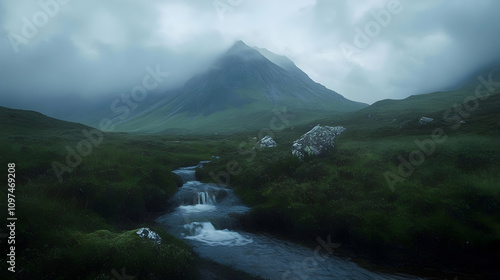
[157,162,423,280]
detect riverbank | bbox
[159,164,422,280]
[0,122,254,279]
[197,131,500,279]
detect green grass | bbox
[0,106,263,279]
[196,79,500,271]
[200,133,500,269]
[114,99,353,135]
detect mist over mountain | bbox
[170,41,364,115]
[85,41,366,134]
[2,0,500,119]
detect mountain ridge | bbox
[108,40,367,133]
[2,64,499,136]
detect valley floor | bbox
[1,98,499,278]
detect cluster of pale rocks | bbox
[257,124,346,159]
[252,115,439,158]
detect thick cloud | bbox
[1,0,499,119]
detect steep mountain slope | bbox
[110,41,366,134]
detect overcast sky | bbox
[1,0,500,118]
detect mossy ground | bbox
[198,92,500,275]
[0,107,264,279]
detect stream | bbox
[157,162,423,280]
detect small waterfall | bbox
[183,222,253,246]
[172,169,196,183]
[198,192,216,205]
[172,161,210,183]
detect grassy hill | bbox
[325,67,500,138]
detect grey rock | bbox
[136,227,162,244]
[258,135,277,148]
[419,117,434,125]
[291,124,345,159]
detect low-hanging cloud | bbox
[1,0,500,119]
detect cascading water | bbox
[182,222,253,246]
[197,192,216,205]
[158,162,422,280]
[171,161,210,184]
[172,168,196,183]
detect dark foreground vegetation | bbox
[1,72,499,279]
[0,107,262,279]
[199,92,500,277]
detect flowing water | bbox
[158,163,423,280]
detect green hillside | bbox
[0,106,88,133]
[334,67,500,136]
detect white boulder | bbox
[136,227,162,244]
[258,136,277,148]
[291,125,345,159]
[419,117,434,125]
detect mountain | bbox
[102,41,366,134]
[165,40,366,115]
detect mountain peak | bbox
[219,40,267,65]
[225,40,255,55]
[106,41,367,133]
[233,40,247,47]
